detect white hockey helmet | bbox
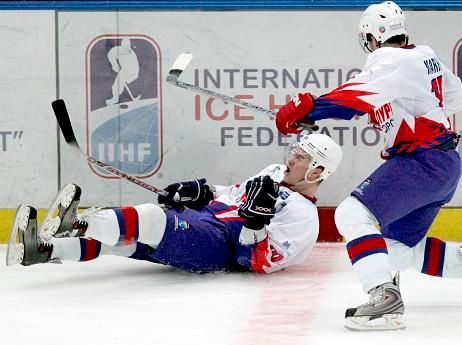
[358,1,407,53]
[298,134,343,182]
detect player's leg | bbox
[49,237,138,262]
[335,156,413,330]
[82,203,166,247]
[39,183,166,247]
[13,233,155,265]
[384,239,414,271]
[336,149,460,331]
[335,196,404,331]
[386,233,462,279]
[6,204,143,266]
[408,236,462,278]
[51,207,233,271]
[150,207,233,273]
[382,202,442,274]
[382,162,462,278]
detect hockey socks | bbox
[51,237,137,262]
[84,204,166,247]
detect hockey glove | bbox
[238,175,279,230]
[275,92,316,135]
[158,178,215,209]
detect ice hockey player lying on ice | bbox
[6,133,342,274]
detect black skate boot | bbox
[40,183,88,240]
[344,272,405,331]
[6,205,53,266]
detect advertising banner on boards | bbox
[56,11,462,207]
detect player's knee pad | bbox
[134,203,167,247]
[334,196,379,238]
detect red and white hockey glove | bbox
[275,92,315,135]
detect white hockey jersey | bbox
[309,45,462,157]
[207,164,319,274]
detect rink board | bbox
[1,10,462,210]
[0,207,461,244]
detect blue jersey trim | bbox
[309,98,361,121]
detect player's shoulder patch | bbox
[279,190,290,200]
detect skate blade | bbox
[344,313,406,331]
[6,205,30,266]
[40,183,76,239]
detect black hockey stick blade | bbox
[50,99,168,197]
[51,99,79,147]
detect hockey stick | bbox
[166,53,318,131]
[124,81,142,101]
[51,99,168,197]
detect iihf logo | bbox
[85,34,163,178]
[354,178,372,195]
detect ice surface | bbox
[1,243,461,345]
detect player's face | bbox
[284,146,311,184]
[369,36,379,51]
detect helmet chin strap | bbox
[292,167,322,186]
[292,179,309,186]
[365,41,373,53]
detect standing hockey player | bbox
[7,134,342,275]
[275,1,462,331]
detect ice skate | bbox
[344,273,405,331]
[40,183,88,240]
[6,205,53,266]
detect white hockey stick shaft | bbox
[51,99,168,197]
[124,81,141,101]
[166,53,318,130]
